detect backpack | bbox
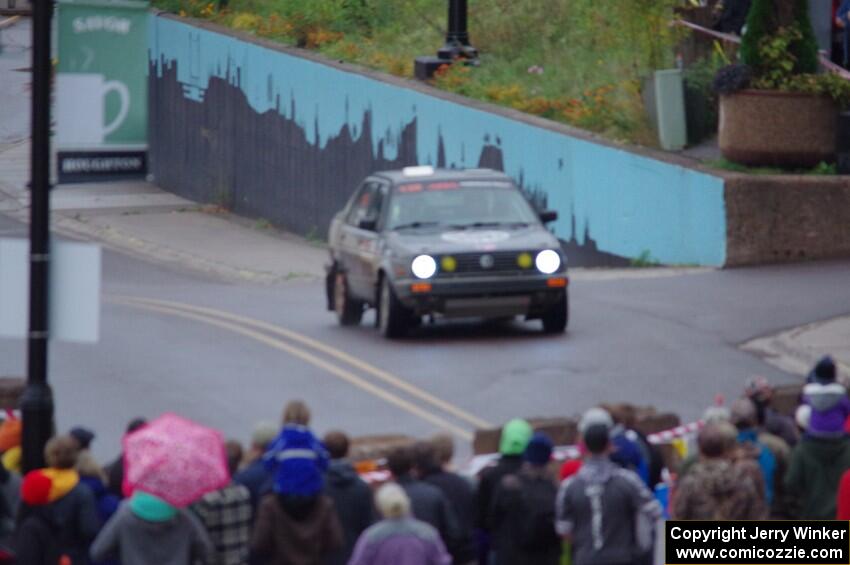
[515,475,560,551]
[13,511,72,565]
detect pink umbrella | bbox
[123,413,230,507]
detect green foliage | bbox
[746,26,850,108]
[777,72,850,109]
[752,26,804,88]
[630,250,660,268]
[741,0,818,76]
[790,0,819,74]
[152,0,686,145]
[684,49,727,143]
[708,158,838,175]
[739,0,773,70]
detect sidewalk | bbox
[742,316,850,381]
[0,139,329,283]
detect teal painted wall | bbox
[150,16,727,266]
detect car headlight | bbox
[535,250,561,274]
[411,255,437,279]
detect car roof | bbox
[371,167,515,186]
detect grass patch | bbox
[630,250,661,268]
[708,159,839,176]
[152,0,686,145]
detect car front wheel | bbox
[335,272,363,326]
[378,276,410,338]
[541,291,569,334]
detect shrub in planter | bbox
[715,1,850,167]
[683,51,726,145]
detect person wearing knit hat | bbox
[523,432,554,467]
[803,356,850,439]
[556,416,662,565]
[498,419,534,456]
[15,435,100,564]
[808,356,838,384]
[69,427,96,451]
[475,418,533,562]
[91,489,213,564]
[490,431,560,565]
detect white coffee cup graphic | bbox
[56,73,130,145]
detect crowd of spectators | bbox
[0,355,845,564]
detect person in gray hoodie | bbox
[90,490,213,565]
[322,431,374,565]
[555,408,661,565]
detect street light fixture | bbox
[414,0,479,80]
[21,0,55,473]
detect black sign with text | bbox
[666,521,850,564]
[57,150,147,184]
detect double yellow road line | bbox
[107,295,492,441]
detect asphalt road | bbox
[3,212,850,463]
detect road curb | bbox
[741,315,850,378]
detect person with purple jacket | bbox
[804,356,850,438]
[348,483,451,565]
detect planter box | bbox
[719,90,838,167]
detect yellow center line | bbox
[110,298,474,442]
[107,294,492,429]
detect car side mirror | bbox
[358,218,378,231]
[539,210,558,223]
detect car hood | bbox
[385,225,562,256]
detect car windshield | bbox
[387,181,539,230]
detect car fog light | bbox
[441,256,457,272]
[535,250,561,274]
[411,255,437,279]
[517,252,533,269]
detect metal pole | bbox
[439,0,477,60]
[21,0,55,474]
[446,0,469,46]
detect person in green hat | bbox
[474,418,533,565]
[90,490,212,565]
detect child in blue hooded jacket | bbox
[263,400,330,498]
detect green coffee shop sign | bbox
[56,0,149,148]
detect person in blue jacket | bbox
[263,400,330,504]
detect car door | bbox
[346,180,387,300]
[338,180,380,300]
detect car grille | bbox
[438,251,536,277]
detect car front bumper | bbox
[392,274,568,318]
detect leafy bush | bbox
[153,0,685,145]
[740,0,818,76]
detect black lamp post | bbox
[21,0,55,474]
[414,0,479,80]
[437,0,478,60]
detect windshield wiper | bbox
[392,221,441,231]
[449,221,530,229]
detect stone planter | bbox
[719,89,838,167]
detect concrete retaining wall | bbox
[724,174,850,266]
[148,15,727,267]
[146,15,850,269]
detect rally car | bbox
[326,166,569,338]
